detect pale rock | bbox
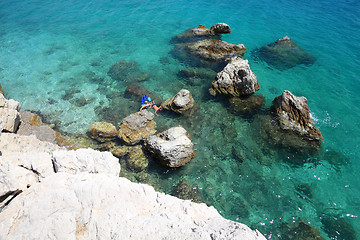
[210,57,260,97]
[0,93,21,133]
[163,89,196,115]
[0,172,266,240]
[144,126,195,167]
[52,148,120,176]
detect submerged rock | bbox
[0,93,21,133]
[162,89,196,115]
[107,60,149,82]
[228,94,265,115]
[172,179,202,203]
[210,58,259,97]
[144,126,195,167]
[254,36,316,70]
[112,145,149,172]
[272,90,323,143]
[171,23,231,43]
[88,121,118,142]
[124,83,162,104]
[118,110,157,145]
[277,220,325,240]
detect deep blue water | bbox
[1,0,360,239]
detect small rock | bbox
[210,58,259,97]
[118,110,157,145]
[163,89,196,115]
[144,126,195,167]
[88,121,118,142]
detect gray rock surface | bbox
[118,110,157,145]
[0,172,266,240]
[172,23,231,43]
[144,126,195,167]
[210,58,260,97]
[0,93,21,133]
[163,89,196,115]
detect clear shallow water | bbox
[1,0,360,239]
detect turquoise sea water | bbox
[1,0,360,239]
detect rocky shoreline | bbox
[0,93,266,239]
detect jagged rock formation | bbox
[0,93,20,133]
[162,89,196,115]
[118,110,157,145]
[272,90,323,142]
[254,36,316,70]
[88,121,118,142]
[144,126,195,167]
[210,58,259,97]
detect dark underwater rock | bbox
[277,220,325,240]
[107,60,149,82]
[112,145,149,172]
[210,58,259,97]
[254,36,316,70]
[171,23,231,43]
[172,179,202,203]
[228,94,265,115]
[321,214,358,240]
[124,83,162,104]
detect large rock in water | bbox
[171,23,231,43]
[162,89,196,115]
[210,58,260,97]
[184,39,246,62]
[144,126,195,167]
[0,172,266,240]
[272,90,323,143]
[255,36,316,70]
[118,110,157,145]
[0,93,21,133]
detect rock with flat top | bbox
[144,126,195,167]
[210,58,259,97]
[118,110,157,145]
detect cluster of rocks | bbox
[89,109,196,168]
[171,23,247,70]
[0,93,266,239]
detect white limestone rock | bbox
[0,172,266,240]
[210,57,259,97]
[144,126,195,167]
[0,93,21,133]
